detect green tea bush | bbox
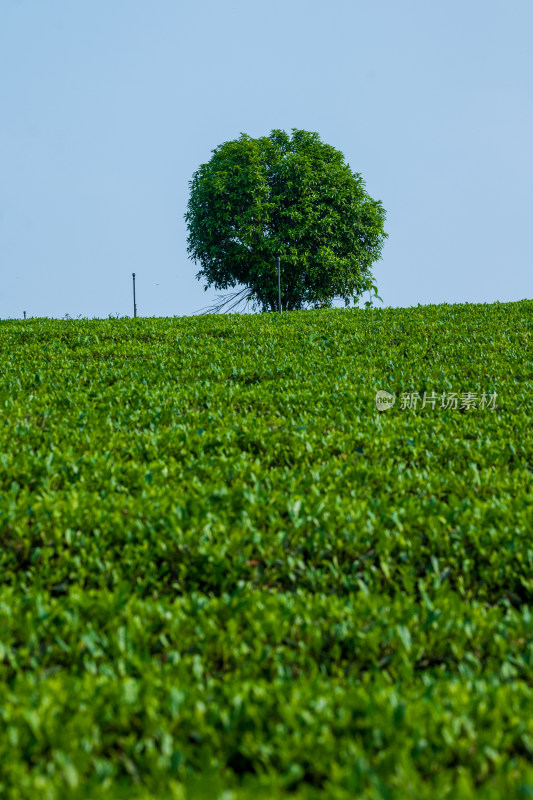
[0,300,532,799]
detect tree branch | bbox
[193,286,255,315]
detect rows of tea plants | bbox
[1,300,532,799]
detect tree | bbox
[185,129,387,312]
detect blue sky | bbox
[1,0,531,319]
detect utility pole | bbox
[276,256,281,312]
[23,311,26,320]
[132,272,137,318]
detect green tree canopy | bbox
[185,129,387,312]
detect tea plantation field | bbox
[1,300,532,799]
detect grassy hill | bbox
[1,300,532,799]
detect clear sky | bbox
[1,0,531,319]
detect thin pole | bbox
[23,311,26,320]
[132,272,137,318]
[276,256,281,313]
